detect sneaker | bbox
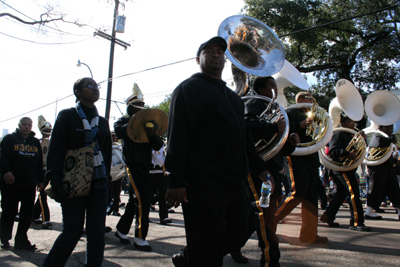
[133,238,152,251]
[349,224,371,232]
[168,208,175,213]
[365,206,383,220]
[115,230,130,244]
[319,213,340,228]
[161,218,172,225]
[42,221,53,229]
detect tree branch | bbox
[0,12,63,25]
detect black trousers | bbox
[0,184,36,246]
[182,185,248,267]
[109,178,122,213]
[116,164,151,240]
[275,155,319,242]
[33,180,50,222]
[326,169,364,226]
[148,172,168,222]
[367,165,400,210]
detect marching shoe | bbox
[319,213,340,228]
[15,242,36,251]
[230,249,249,263]
[42,221,53,229]
[349,224,371,232]
[1,241,11,249]
[172,251,188,267]
[365,206,383,220]
[115,230,130,244]
[161,218,172,225]
[133,238,152,251]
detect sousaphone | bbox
[363,90,400,166]
[218,15,288,161]
[319,79,366,171]
[127,109,168,143]
[272,60,310,108]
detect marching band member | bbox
[32,115,53,229]
[365,124,400,220]
[275,92,328,243]
[113,89,164,251]
[165,37,270,267]
[233,76,299,266]
[320,114,371,231]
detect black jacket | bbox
[286,106,319,166]
[46,106,112,186]
[367,132,396,168]
[114,116,164,168]
[0,129,44,187]
[329,130,354,162]
[165,72,266,189]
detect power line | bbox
[0,31,93,45]
[0,94,74,124]
[98,57,195,84]
[279,4,398,37]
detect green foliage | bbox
[244,0,400,102]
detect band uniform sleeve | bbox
[149,134,164,151]
[165,84,197,189]
[245,120,267,176]
[329,131,348,162]
[114,117,129,140]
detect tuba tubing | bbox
[363,129,395,166]
[242,95,289,161]
[289,103,333,156]
[319,127,367,172]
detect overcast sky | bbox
[0,0,246,136]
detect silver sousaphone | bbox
[218,15,288,161]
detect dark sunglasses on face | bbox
[85,84,101,90]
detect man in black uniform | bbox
[275,92,328,243]
[365,124,400,219]
[320,115,371,231]
[114,93,164,251]
[165,37,270,267]
[233,76,299,267]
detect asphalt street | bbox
[1,193,399,267]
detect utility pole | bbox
[104,0,119,121]
[95,0,130,120]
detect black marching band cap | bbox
[197,36,227,57]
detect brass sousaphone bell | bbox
[217,15,288,162]
[127,109,168,143]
